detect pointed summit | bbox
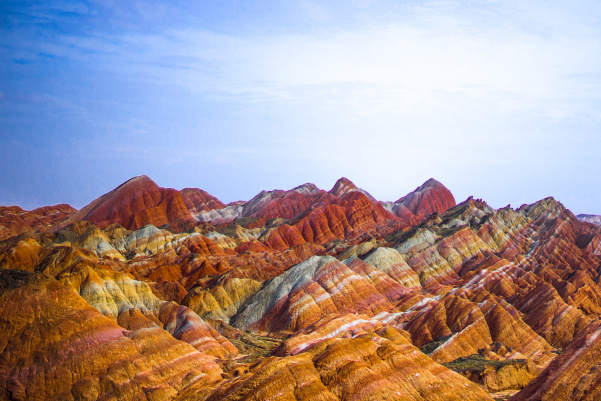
[54,175,194,231]
[329,177,377,202]
[394,178,455,216]
[329,177,358,197]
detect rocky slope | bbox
[1,175,600,400]
[0,204,76,241]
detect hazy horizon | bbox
[2,0,600,214]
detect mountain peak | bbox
[53,175,192,231]
[394,178,455,216]
[329,177,358,197]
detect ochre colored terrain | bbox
[1,175,600,400]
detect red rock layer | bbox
[230,256,405,336]
[288,190,402,246]
[242,183,328,221]
[180,188,225,214]
[54,175,194,231]
[0,239,239,359]
[0,204,75,241]
[395,178,456,216]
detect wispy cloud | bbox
[1,0,601,212]
[21,1,598,121]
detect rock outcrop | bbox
[180,188,225,215]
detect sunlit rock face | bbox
[207,331,494,401]
[3,174,601,400]
[230,256,398,335]
[0,269,224,401]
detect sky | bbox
[1,0,601,214]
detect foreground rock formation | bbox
[1,175,600,400]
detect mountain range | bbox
[1,175,601,400]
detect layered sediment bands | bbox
[231,256,396,335]
[58,221,230,261]
[509,281,591,348]
[429,317,493,363]
[395,178,456,216]
[443,344,540,393]
[405,227,490,289]
[343,257,410,302]
[274,313,411,356]
[5,174,601,399]
[360,247,421,289]
[180,188,225,215]
[0,269,223,401]
[293,190,400,245]
[329,177,377,201]
[0,204,76,241]
[511,321,601,401]
[382,178,456,224]
[68,266,238,358]
[240,183,327,220]
[204,332,493,401]
[183,277,262,323]
[195,177,459,252]
[0,242,238,359]
[55,175,194,231]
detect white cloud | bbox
[80,4,599,126]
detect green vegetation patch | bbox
[419,335,452,355]
[442,354,526,373]
[384,222,423,245]
[228,332,283,364]
[218,217,261,237]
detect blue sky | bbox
[1,0,601,214]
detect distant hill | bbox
[578,214,601,225]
